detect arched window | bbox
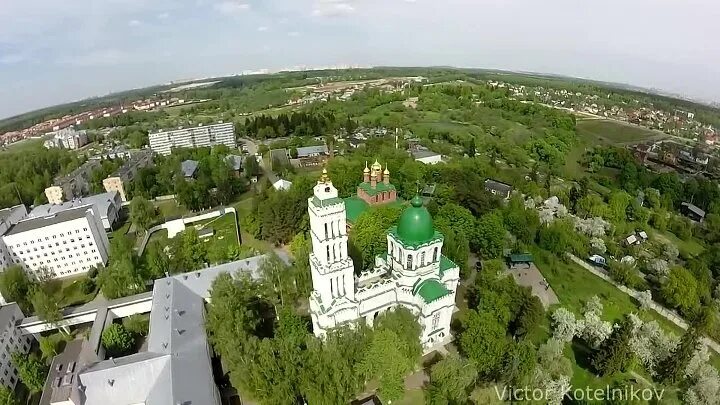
[324,223,328,239]
[397,247,401,261]
[326,245,330,262]
[433,247,438,262]
[420,252,426,266]
[390,242,394,258]
[406,254,413,270]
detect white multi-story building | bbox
[2,206,110,279]
[307,170,460,351]
[0,303,32,390]
[43,127,88,150]
[148,122,236,155]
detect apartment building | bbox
[30,191,122,231]
[148,122,236,155]
[43,127,88,150]
[2,206,110,279]
[0,304,32,390]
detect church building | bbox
[307,169,460,350]
[343,160,399,227]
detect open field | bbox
[576,119,667,145]
[0,137,43,154]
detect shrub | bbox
[101,324,135,357]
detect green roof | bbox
[311,196,344,208]
[358,181,396,197]
[344,196,369,223]
[413,279,450,304]
[439,255,457,276]
[509,253,534,263]
[396,195,435,243]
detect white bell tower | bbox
[308,169,355,305]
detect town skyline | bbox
[1,0,719,119]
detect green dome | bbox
[396,195,434,243]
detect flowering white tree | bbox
[590,237,607,254]
[647,258,670,277]
[628,315,679,375]
[544,375,572,405]
[579,312,613,348]
[583,295,603,316]
[552,308,578,343]
[637,290,653,310]
[663,242,679,261]
[684,345,720,405]
[574,217,610,238]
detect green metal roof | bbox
[395,195,435,243]
[413,279,450,304]
[344,196,369,223]
[439,255,457,276]
[358,181,396,197]
[311,196,344,208]
[509,253,534,263]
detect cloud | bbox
[157,12,170,19]
[0,53,25,64]
[213,1,251,16]
[312,1,356,17]
[288,31,300,37]
[128,19,141,27]
[257,26,268,32]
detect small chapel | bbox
[307,168,460,350]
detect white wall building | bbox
[43,127,88,150]
[30,191,122,231]
[148,122,236,155]
[410,149,443,165]
[2,206,110,279]
[0,303,32,390]
[307,170,460,351]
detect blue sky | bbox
[0,0,718,119]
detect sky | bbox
[0,0,718,119]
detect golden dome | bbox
[363,161,370,173]
[371,159,382,172]
[384,166,390,175]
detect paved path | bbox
[507,263,559,309]
[568,253,720,354]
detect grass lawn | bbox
[648,228,705,257]
[154,199,190,220]
[531,247,684,335]
[42,274,98,308]
[576,119,666,145]
[0,137,43,154]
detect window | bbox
[433,247,438,262]
[406,254,413,270]
[432,312,441,330]
[420,252,426,266]
[324,223,328,239]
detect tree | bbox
[374,307,422,362]
[10,352,47,393]
[102,323,135,357]
[31,288,62,325]
[551,307,578,343]
[658,328,701,384]
[129,196,158,232]
[501,339,536,385]
[351,205,402,270]
[474,211,505,259]
[123,314,149,336]
[169,227,207,273]
[359,329,414,402]
[459,309,508,380]
[513,295,544,338]
[144,241,170,279]
[661,266,700,316]
[0,265,34,313]
[98,236,146,299]
[0,387,18,405]
[591,315,634,376]
[244,155,261,179]
[424,353,477,405]
[38,336,58,360]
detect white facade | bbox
[308,172,460,350]
[0,304,32,390]
[2,206,110,279]
[43,128,88,150]
[148,122,236,155]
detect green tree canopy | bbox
[101,323,135,357]
[425,353,477,405]
[0,265,34,314]
[129,196,158,232]
[10,352,47,393]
